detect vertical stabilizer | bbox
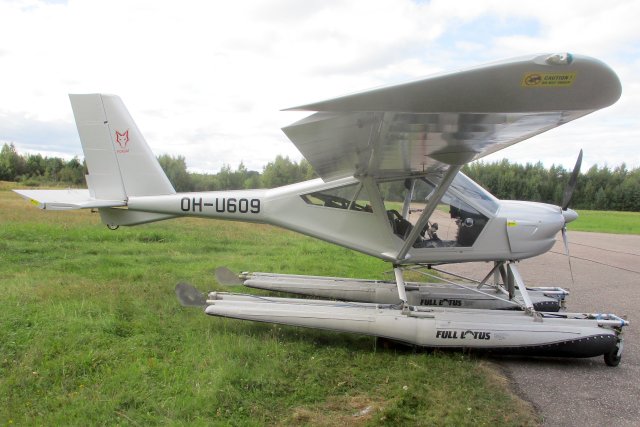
[70,94,175,199]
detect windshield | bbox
[450,173,499,215]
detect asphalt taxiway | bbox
[447,231,640,426]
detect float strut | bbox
[508,263,542,321]
[393,266,409,313]
[477,261,503,290]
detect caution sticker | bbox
[507,220,518,227]
[521,72,576,87]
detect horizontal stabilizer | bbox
[13,189,125,210]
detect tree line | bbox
[2,142,639,211]
[462,160,640,211]
[157,153,316,191]
[0,143,316,191]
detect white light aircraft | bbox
[15,53,628,366]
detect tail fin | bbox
[69,94,175,199]
[15,95,175,225]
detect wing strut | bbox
[396,165,462,261]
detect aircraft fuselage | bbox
[116,173,572,265]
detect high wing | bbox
[282,53,621,181]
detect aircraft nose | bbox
[562,208,578,224]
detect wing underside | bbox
[282,53,621,181]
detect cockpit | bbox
[300,172,498,249]
[380,173,498,248]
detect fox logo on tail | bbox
[115,130,129,148]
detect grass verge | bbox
[1,184,538,425]
[568,210,640,234]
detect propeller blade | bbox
[175,282,207,307]
[562,149,583,210]
[561,226,574,285]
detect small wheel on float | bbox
[604,342,622,367]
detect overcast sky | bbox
[1,0,638,174]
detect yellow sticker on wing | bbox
[30,199,40,206]
[507,220,518,227]
[522,72,576,87]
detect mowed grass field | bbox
[1,182,542,426]
[568,210,640,234]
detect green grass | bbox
[567,210,640,234]
[1,183,537,426]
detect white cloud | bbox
[0,0,638,173]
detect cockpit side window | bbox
[301,183,373,212]
[377,174,490,248]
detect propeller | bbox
[561,226,574,283]
[560,150,583,284]
[562,149,583,210]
